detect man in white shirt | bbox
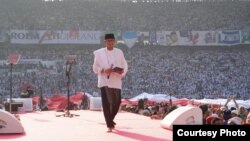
[93,33,128,132]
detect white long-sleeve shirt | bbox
[93,47,128,89]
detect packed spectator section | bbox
[1,44,250,101]
[0,0,250,101]
[0,0,250,31]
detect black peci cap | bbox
[104,33,115,40]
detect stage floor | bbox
[0,110,172,141]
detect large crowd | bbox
[0,0,249,31]
[0,0,250,127]
[0,0,250,100]
[0,44,250,100]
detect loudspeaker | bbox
[0,109,25,134]
[89,97,102,111]
[4,102,23,113]
[161,106,202,130]
[7,98,33,112]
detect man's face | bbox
[105,39,115,50]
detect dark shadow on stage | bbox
[0,132,26,140]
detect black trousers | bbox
[100,87,121,128]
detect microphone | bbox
[107,64,113,79]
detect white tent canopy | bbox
[194,98,250,108]
[129,92,178,102]
[128,92,250,108]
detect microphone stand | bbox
[56,60,79,118]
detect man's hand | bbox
[101,68,113,75]
[112,67,124,74]
[115,70,124,75]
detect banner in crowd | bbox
[7,53,21,64]
[149,31,157,45]
[241,30,250,44]
[217,30,240,45]
[7,29,250,46]
[10,30,102,44]
[157,31,179,46]
[155,30,247,46]
[178,31,218,46]
[122,31,138,48]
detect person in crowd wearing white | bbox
[93,33,128,132]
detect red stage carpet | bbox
[0,110,172,141]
